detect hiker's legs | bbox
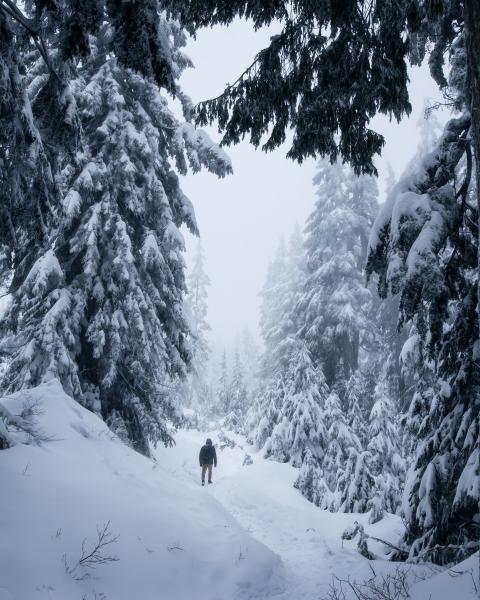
[201,464,208,483]
[207,464,213,483]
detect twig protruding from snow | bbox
[63,521,119,580]
[322,567,411,600]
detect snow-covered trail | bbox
[2,384,477,600]
[0,384,284,600]
[157,428,413,599]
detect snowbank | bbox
[1,384,476,600]
[0,381,284,600]
[409,553,479,600]
[158,428,478,600]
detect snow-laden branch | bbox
[0,1,58,78]
[342,521,408,560]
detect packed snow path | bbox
[1,384,477,600]
[157,428,426,599]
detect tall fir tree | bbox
[216,350,230,416]
[323,391,361,501]
[367,373,405,523]
[238,327,260,397]
[367,38,480,562]
[258,237,289,378]
[248,378,285,450]
[249,229,308,448]
[224,348,248,432]
[345,372,368,447]
[334,449,375,514]
[294,448,332,509]
[184,241,212,411]
[0,21,231,453]
[269,338,328,467]
[300,160,378,388]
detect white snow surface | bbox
[0,382,281,600]
[1,382,478,600]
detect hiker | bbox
[199,438,217,486]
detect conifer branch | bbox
[0,0,58,79]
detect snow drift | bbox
[0,380,283,600]
[1,380,477,600]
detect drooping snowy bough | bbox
[366,38,480,564]
[0,13,231,453]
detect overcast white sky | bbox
[178,20,448,352]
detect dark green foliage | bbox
[0,2,230,454]
[0,10,56,291]
[170,0,480,565]
[165,0,463,174]
[31,0,103,58]
[300,161,378,386]
[366,36,479,563]
[106,0,181,93]
[60,0,104,59]
[0,0,190,293]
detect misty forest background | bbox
[0,0,479,578]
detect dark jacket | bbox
[199,444,217,467]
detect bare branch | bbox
[78,521,119,568]
[63,521,119,580]
[323,567,411,600]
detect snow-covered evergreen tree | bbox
[345,372,368,446]
[322,389,374,514]
[258,238,289,377]
[259,228,306,377]
[366,374,405,522]
[334,449,375,514]
[269,338,328,468]
[280,225,307,341]
[323,391,361,493]
[1,22,231,453]
[247,378,285,450]
[224,349,248,432]
[300,160,378,387]
[294,448,332,509]
[238,327,260,397]
[248,230,308,446]
[232,328,261,435]
[215,350,230,416]
[367,37,480,562]
[368,378,404,479]
[184,242,211,412]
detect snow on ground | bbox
[409,553,479,600]
[1,382,478,600]
[0,382,283,600]
[157,427,479,600]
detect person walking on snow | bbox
[199,438,217,486]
